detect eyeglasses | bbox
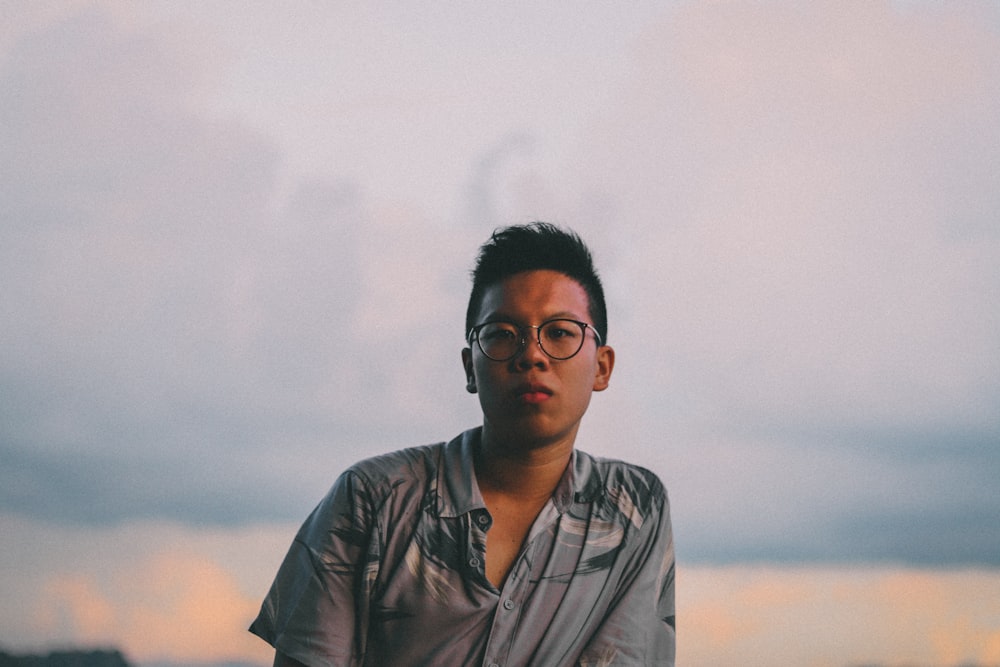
[467,318,602,362]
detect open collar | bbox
[435,427,601,517]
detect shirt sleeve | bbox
[249,470,380,667]
[575,484,676,667]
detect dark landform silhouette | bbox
[0,650,131,667]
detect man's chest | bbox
[362,503,633,665]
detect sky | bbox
[1,1,999,665]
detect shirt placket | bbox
[479,501,561,667]
[479,544,530,667]
[467,508,491,584]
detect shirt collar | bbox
[436,426,603,517]
[436,428,485,518]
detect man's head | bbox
[465,222,608,343]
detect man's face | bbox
[462,269,614,451]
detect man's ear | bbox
[592,345,615,392]
[461,347,477,393]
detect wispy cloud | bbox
[679,565,1000,666]
[0,0,997,585]
[1,2,999,662]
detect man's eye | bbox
[545,325,578,339]
[482,327,517,341]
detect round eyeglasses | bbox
[467,318,602,361]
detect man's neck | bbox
[475,427,575,502]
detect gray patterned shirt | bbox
[250,427,675,666]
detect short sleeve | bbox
[249,470,380,667]
[576,483,675,666]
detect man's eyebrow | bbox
[478,310,587,323]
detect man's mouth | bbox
[516,384,553,404]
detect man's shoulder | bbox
[344,441,446,487]
[575,450,668,515]
[578,450,664,489]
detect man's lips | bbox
[516,384,553,404]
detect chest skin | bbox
[481,491,550,588]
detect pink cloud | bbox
[35,575,115,640]
[6,514,1000,666]
[678,565,1000,666]
[30,550,270,664]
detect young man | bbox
[250,223,675,666]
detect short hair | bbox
[465,222,608,344]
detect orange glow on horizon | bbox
[25,553,1000,667]
[33,551,270,664]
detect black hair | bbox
[465,222,608,343]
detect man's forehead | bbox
[475,270,590,319]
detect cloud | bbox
[35,575,115,640]
[678,565,1000,667]
[568,0,1000,565]
[1,514,285,662]
[30,552,266,663]
[1,1,998,570]
[580,1,1000,430]
[5,515,999,667]
[1,3,999,662]
[0,7,471,528]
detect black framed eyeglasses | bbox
[467,318,602,361]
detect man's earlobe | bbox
[593,345,615,392]
[461,347,477,393]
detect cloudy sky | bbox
[1,2,999,665]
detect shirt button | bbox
[469,556,480,568]
[477,513,490,525]
[503,599,515,610]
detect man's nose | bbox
[515,332,549,368]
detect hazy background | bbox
[1,2,998,665]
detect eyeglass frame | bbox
[466,318,603,362]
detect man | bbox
[250,223,675,666]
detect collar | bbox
[435,427,603,517]
[435,428,486,518]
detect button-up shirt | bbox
[250,427,675,666]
